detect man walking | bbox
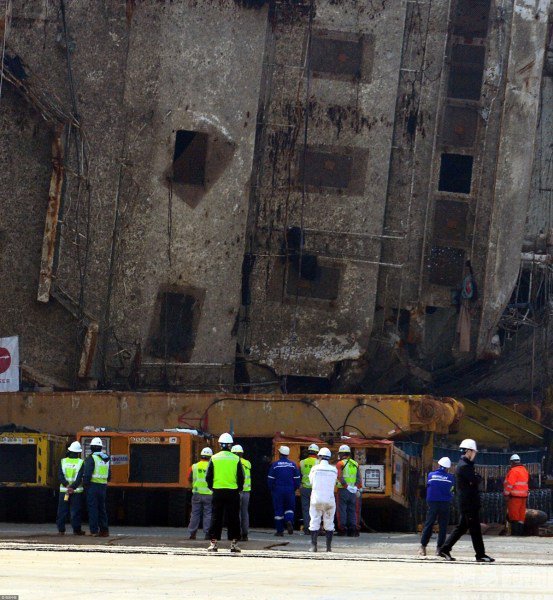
[83,437,110,537]
[187,447,213,540]
[231,444,251,541]
[308,447,337,553]
[56,441,85,536]
[206,433,244,553]
[504,453,529,536]
[299,443,319,535]
[267,445,301,536]
[335,444,362,536]
[418,457,454,556]
[438,439,495,562]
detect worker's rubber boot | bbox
[309,530,318,552]
[325,531,333,552]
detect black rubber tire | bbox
[126,489,148,526]
[168,489,189,528]
[25,488,50,523]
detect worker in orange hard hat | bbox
[504,454,529,536]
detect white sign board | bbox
[0,336,19,392]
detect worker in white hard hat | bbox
[503,453,529,536]
[231,444,252,541]
[187,447,213,540]
[267,444,301,536]
[56,441,85,536]
[299,443,320,535]
[82,436,111,537]
[418,457,454,557]
[308,447,337,553]
[205,433,244,553]
[438,439,495,562]
[335,444,362,536]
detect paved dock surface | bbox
[0,525,551,599]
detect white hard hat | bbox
[218,433,233,444]
[318,447,331,459]
[307,443,320,453]
[68,441,82,453]
[200,447,213,457]
[231,445,244,454]
[279,445,290,456]
[90,437,103,447]
[338,444,351,453]
[438,457,451,469]
[459,439,478,452]
[510,454,521,461]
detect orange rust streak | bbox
[37,126,64,303]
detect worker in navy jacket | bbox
[418,457,455,556]
[267,445,301,536]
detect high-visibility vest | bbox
[91,453,110,485]
[59,457,84,493]
[192,460,212,495]
[336,459,359,488]
[504,465,529,498]
[211,451,240,489]
[241,458,252,492]
[300,456,317,488]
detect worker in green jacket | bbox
[300,443,319,534]
[232,444,251,541]
[206,433,244,553]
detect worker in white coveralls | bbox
[308,447,338,553]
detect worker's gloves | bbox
[67,487,75,495]
[347,485,357,494]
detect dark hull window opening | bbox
[452,0,491,38]
[442,106,478,148]
[286,261,341,300]
[447,44,486,101]
[428,246,465,287]
[299,149,353,189]
[433,200,468,243]
[172,130,208,186]
[153,293,199,362]
[311,38,362,78]
[438,153,473,194]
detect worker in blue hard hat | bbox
[418,457,454,557]
[299,443,320,535]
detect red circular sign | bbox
[0,347,11,374]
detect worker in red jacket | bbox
[504,454,529,536]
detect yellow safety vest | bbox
[91,453,110,485]
[241,458,252,492]
[192,461,213,495]
[300,456,317,488]
[336,459,359,488]
[211,451,240,489]
[60,457,84,493]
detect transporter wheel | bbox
[126,489,148,526]
[25,488,49,523]
[0,488,7,522]
[168,489,189,528]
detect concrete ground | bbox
[0,525,552,599]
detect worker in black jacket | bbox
[438,439,495,562]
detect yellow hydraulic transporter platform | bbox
[0,429,68,522]
[76,429,207,526]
